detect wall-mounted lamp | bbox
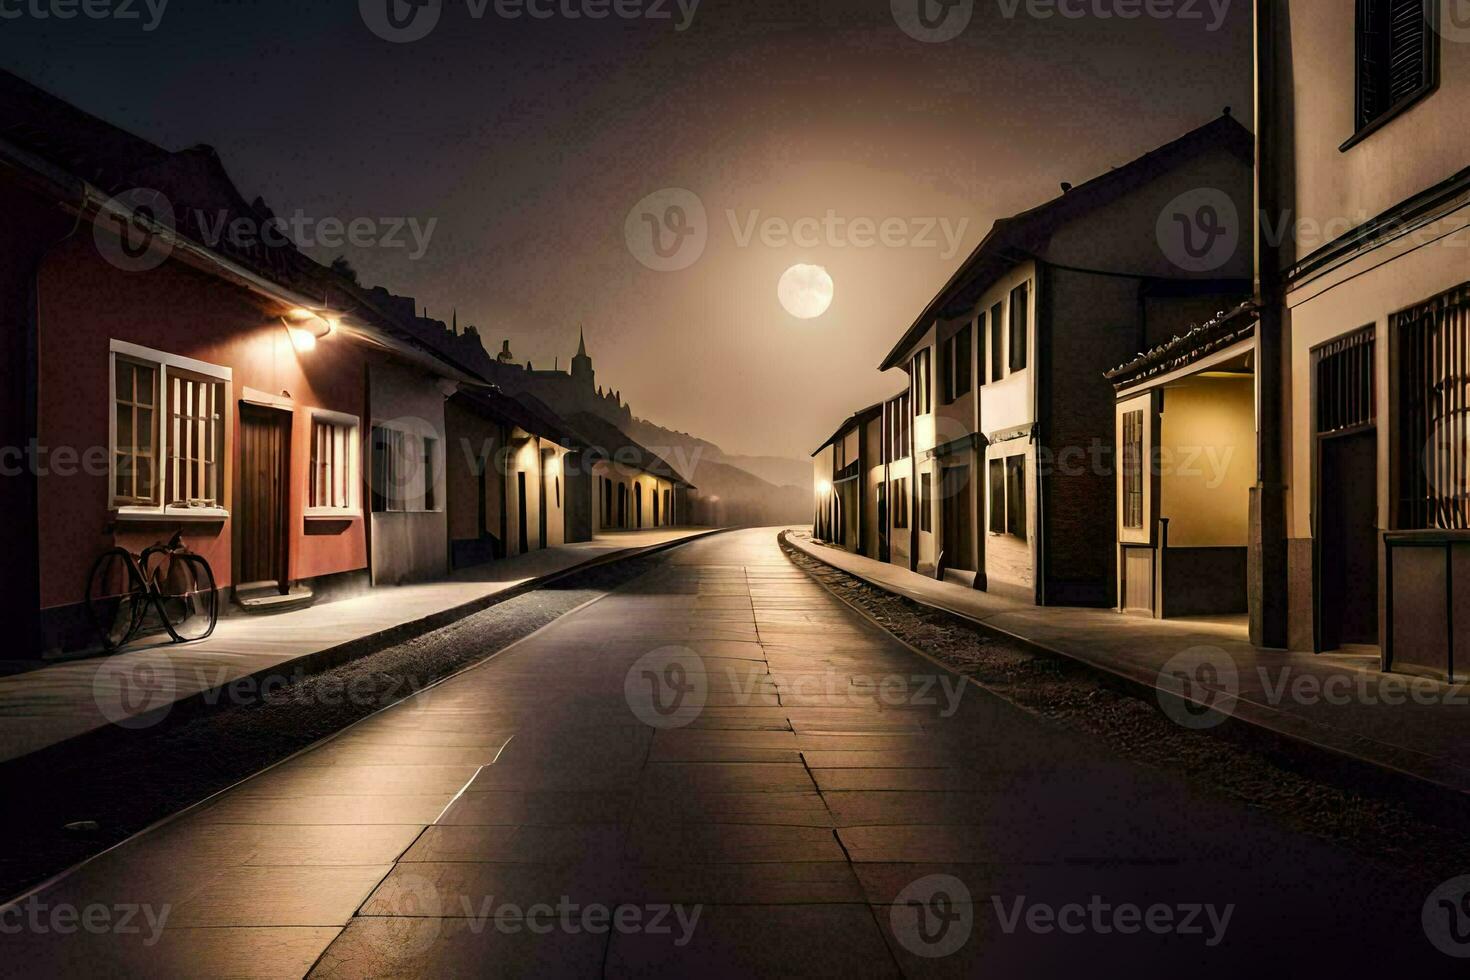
[817,481,832,497]
[282,308,338,353]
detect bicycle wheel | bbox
[150,551,219,642]
[86,548,148,651]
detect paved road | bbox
[2,529,1456,977]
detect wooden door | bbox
[238,405,289,592]
[942,463,975,572]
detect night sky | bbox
[0,0,1252,459]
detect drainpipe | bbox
[1251,0,1289,648]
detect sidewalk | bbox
[786,531,1470,796]
[0,528,713,765]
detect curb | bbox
[779,529,1470,811]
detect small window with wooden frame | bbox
[1122,409,1145,529]
[307,409,360,517]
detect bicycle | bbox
[86,531,219,652]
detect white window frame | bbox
[306,408,361,519]
[109,340,231,522]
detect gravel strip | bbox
[780,532,1470,889]
[0,556,656,901]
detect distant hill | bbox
[680,458,811,528]
[622,417,811,527]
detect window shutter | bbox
[1388,0,1428,104]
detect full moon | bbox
[777,264,834,320]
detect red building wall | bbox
[35,235,369,637]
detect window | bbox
[892,477,909,529]
[110,342,228,515]
[1396,283,1470,528]
[887,394,911,461]
[941,325,972,404]
[988,454,1028,538]
[1353,0,1436,140]
[940,334,955,405]
[308,412,359,514]
[113,358,158,505]
[955,324,972,398]
[1006,455,1027,539]
[919,472,933,533]
[422,437,439,511]
[912,349,931,415]
[988,459,1005,533]
[990,302,1004,381]
[555,476,562,508]
[371,425,439,513]
[1122,409,1144,529]
[1315,328,1375,434]
[1009,282,1029,372]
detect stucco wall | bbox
[369,360,447,584]
[36,234,368,612]
[1159,376,1256,548]
[1277,3,1470,271]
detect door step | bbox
[234,585,315,614]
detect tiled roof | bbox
[1104,301,1257,388]
[879,112,1253,371]
[564,412,694,488]
[0,69,476,382]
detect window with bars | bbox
[167,372,224,508]
[309,415,358,513]
[1396,283,1470,529]
[1354,0,1436,137]
[1314,328,1375,435]
[111,347,227,512]
[1122,409,1145,529]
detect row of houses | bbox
[0,69,692,659]
[815,1,1470,681]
